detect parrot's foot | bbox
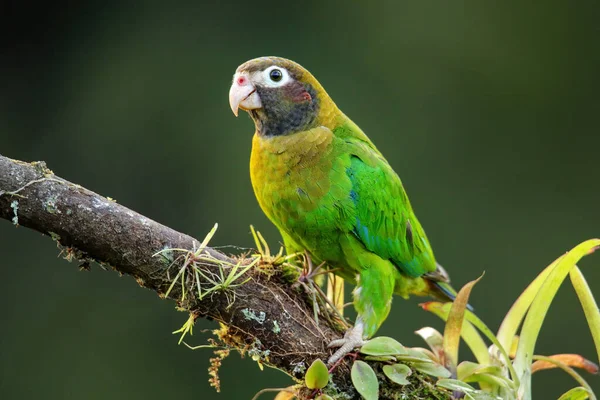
[327,321,365,365]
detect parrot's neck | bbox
[249,92,340,137]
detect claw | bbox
[327,320,365,365]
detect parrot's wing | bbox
[345,140,437,277]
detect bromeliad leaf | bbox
[531,354,599,374]
[466,372,514,390]
[457,361,504,381]
[457,361,481,381]
[415,327,444,356]
[531,355,596,398]
[360,336,406,356]
[570,266,600,365]
[495,256,560,355]
[455,361,498,395]
[442,276,483,375]
[351,361,379,400]
[436,378,477,393]
[557,387,591,400]
[469,393,504,400]
[421,301,491,366]
[437,379,503,399]
[513,239,600,399]
[382,364,411,385]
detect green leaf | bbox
[531,355,596,399]
[458,362,507,388]
[437,379,503,400]
[496,255,562,353]
[457,361,480,381]
[351,361,379,400]
[557,387,591,400]
[423,300,516,386]
[570,266,600,365]
[443,276,483,375]
[315,395,334,400]
[415,327,444,355]
[360,337,406,356]
[364,355,397,362]
[436,378,477,393]
[305,359,329,390]
[456,361,502,394]
[513,239,600,399]
[412,361,452,378]
[420,301,491,366]
[395,347,436,363]
[463,310,519,387]
[382,364,411,385]
[470,393,504,400]
[467,372,514,389]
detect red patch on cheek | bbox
[301,92,312,102]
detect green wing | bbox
[343,138,437,278]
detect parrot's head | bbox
[229,57,338,136]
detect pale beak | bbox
[229,73,262,117]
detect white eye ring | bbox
[261,66,291,87]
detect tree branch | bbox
[0,154,450,400]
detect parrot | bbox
[229,57,462,364]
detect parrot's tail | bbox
[425,263,475,312]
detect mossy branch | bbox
[0,154,450,400]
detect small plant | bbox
[155,223,260,305]
[172,225,599,399]
[419,239,600,400]
[156,224,260,344]
[338,239,599,400]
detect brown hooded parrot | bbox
[229,57,461,364]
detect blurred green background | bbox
[1,1,598,399]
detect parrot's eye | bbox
[269,69,283,82]
[262,66,291,87]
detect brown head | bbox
[229,57,338,136]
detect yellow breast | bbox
[250,127,334,222]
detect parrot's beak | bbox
[229,73,262,117]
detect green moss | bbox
[376,367,450,400]
[280,262,301,283]
[321,381,353,400]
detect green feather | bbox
[344,140,437,278]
